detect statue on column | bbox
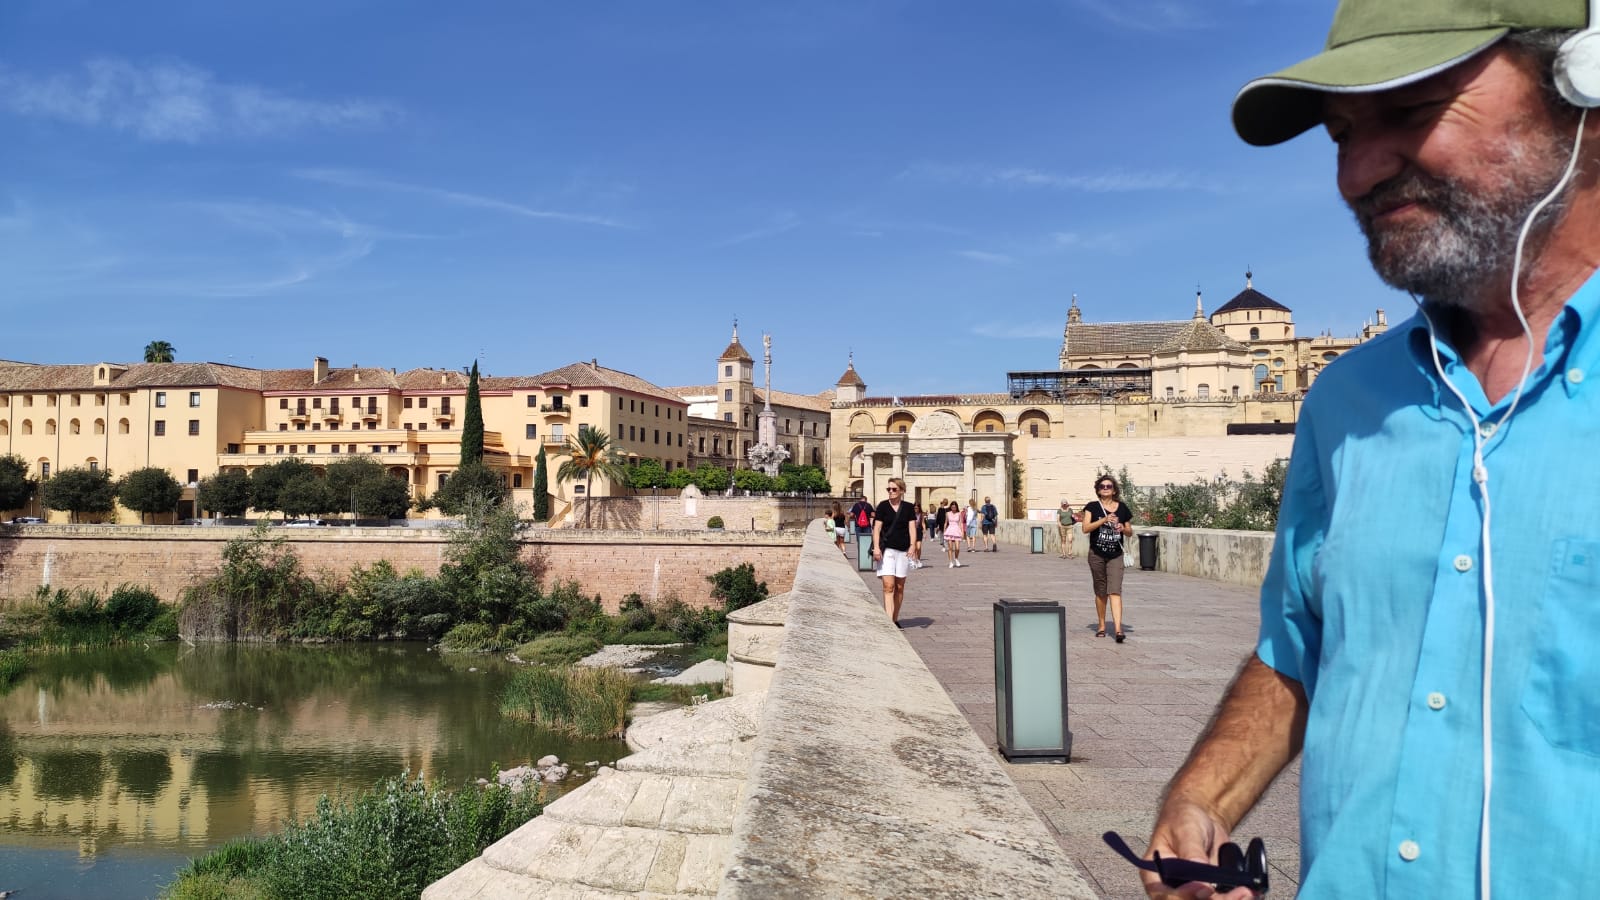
[747,331,789,477]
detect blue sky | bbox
[1,0,1401,398]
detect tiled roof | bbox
[524,361,687,405]
[1152,320,1249,354]
[397,368,470,391]
[755,388,834,412]
[718,340,753,362]
[1063,322,1192,358]
[665,384,717,399]
[1213,287,1291,315]
[835,364,864,387]
[0,361,269,391]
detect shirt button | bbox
[1427,692,1447,710]
[1399,840,1421,861]
[1570,368,1586,384]
[1453,555,1473,572]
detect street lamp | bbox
[993,598,1071,763]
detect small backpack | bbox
[857,506,870,528]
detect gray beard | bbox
[1349,133,1572,312]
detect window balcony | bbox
[289,409,311,423]
[360,407,382,423]
[539,404,570,416]
[322,410,344,423]
[434,409,456,424]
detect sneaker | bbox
[948,562,955,568]
[955,561,964,567]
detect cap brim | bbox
[1232,29,1508,146]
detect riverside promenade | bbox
[854,541,1301,899]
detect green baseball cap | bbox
[1232,0,1590,146]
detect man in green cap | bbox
[1141,1,1600,898]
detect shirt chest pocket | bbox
[1522,540,1600,756]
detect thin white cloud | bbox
[710,211,801,248]
[1065,0,1211,32]
[293,168,630,229]
[957,250,1014,265]
[902,162,1219,194]
[0,57,398,142]
[973,321,1061,339]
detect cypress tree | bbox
[533,446,549,521]
[461,361,484,467]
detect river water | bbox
[0,643,628,899]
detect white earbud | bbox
[1556,0,1600,107]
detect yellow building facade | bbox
[0,357,688,523]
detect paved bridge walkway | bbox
[854,541,1301,898]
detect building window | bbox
[226,444,239,454]
[258,446,266,454]
[713,437,721,455]
[617,424,624,438]
[1166,387,1175,399]
[678,433,683,447]
[69,419,80,434]
[573,484,585,494]
[724,365,732,376]
[118,419,129,434]
[654,404,659,417]
[349,422,358,430]
[526,424,537,439]
[618,397,624,409]
[296,423,306,431]
[290,445,298,454]
[405,398,414,408]
[39,462,49,479]
[724,388,733,402]
[276,445,285,454]
[280,398,289,409]
[71,394,81,407]
[155,392,166,407]
[88,460,98,472]
[189,392,201,407]
[419,397,429,409]
[371,445,381,453]
[280,423,288,431]
[579,394,588,407]
[724,413,732,422]
[188,420,200,435]
[94,419,105,435]
[153,420,166,436]
[418,422,427,430]
[513,474,524,488]
[121,393,131,405]
[1198,384,1210,398]
[698,437,705,452]
[1249,327,1260,341]
[551,424,564,441]
[1254,364,1269,386]
[308,445,317,454]
[187,469,199,484]
[1029,423,1039,437]
[387,445,396,453]
[528,395,537,407]
[313,398,322,409]
[439,473,449,490]
[331,444,341,453]
[653,430,660,444]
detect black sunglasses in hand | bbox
[1102,831,1269,895]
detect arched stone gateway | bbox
[853,411,1013,515]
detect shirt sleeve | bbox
[1256,423,1327,697]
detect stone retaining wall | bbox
[992,520,1275,587]
[720,522,1097,897]
[0,526,801,611]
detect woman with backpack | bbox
[1081,475,1134,643]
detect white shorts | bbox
[877,548,911,579]
[834,526,847,539]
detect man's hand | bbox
[1142,799,1256,899]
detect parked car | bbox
[280,519,329,527]
[9,516,45,524]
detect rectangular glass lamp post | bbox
[856,531,875,572]
[1030,525,1045,554]
[993,599,1071,763]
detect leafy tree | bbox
[250,458,315,516]
[687,463,730,493]
[278,472,335,519]
[776,463,830,494]
[556,425,626,528]
[707,563,769,616]
[731,468,772,492]
[326,457,412,520]
[427,462,507,516]
[532,446,549,522]
[0,454,38,513]
[143,340,175,363]
[664,467,692,490]
[41,467,117,523]
[1010,459,1025,517]
[460,361,484,467]
[436,494,538,626]
[197,470,252,517]
[116,467,183,523]
[625,459,669,490]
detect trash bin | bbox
[1138,532,1158,570]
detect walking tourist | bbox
[979,496,999,551]
[829,500,847,554]
[943,502,966,567]
[964,499,979,551]
[1057,500,1077,558]
[1137,2,1600,896]
[1081,476,1132,643]
[870,478,917,626]
[849,495,873,537]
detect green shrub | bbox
[438,622,505,652]
[707,563,768,616]
[514,633,601,666]
[613,629,678,645]
[500,666,631,738]
[654,598,716,644]
[162,774,542,900]
[706,516,724,529]
[104,585,164,632]
[0,649,30,691]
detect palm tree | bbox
[555,424,627,528]
[144,341,176,363]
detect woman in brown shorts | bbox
[1081,475,1134,642]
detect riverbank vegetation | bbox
[162,774,543,900]
[1110,462,1289,531]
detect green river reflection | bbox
[0,643,627,899]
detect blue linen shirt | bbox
[1257,273,1600,898]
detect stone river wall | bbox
[0,525,801,611]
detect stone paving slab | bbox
[856,542,1300,899]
